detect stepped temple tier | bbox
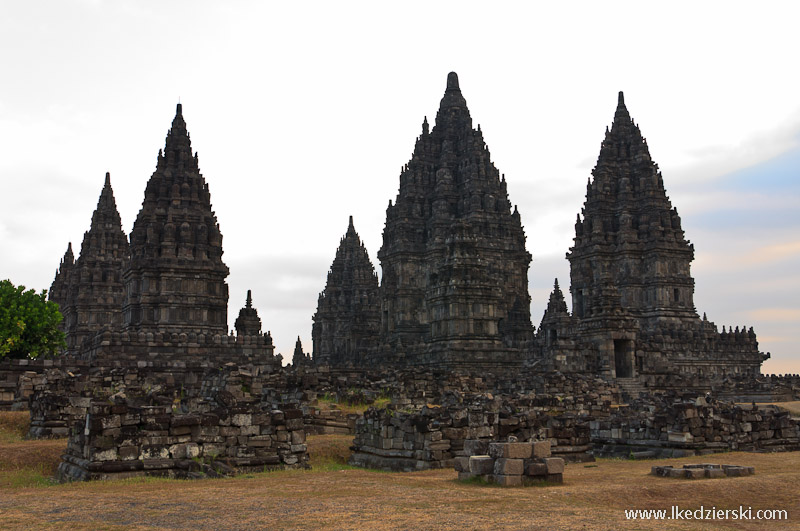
[48,104,279,367]
[534,92,767,391]
[368,72,535,368]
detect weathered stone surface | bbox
[492,474,523,487]
[469,456,494,475]
[532,440,552,458]
[494,458,524,476]
[543,457,565,474]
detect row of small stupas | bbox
[49,72,767,385]
[311,73,767,386]
[50,104,277,364]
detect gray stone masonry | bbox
[456,440,564,486]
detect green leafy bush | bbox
[0,279,65,359]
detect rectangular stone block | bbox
[545,473,563,484]
[494,458,524,476]
[463,439,490,456]
[506,443,532,459]
[492,474,523,487]
[527,462,548,476]
[469,455,494,475]
[544,457,565,474]
[532,440,552,458]
[488,442,507,459]
[685,468,704,479]
[286,418,304,431]
[454,456,470,473]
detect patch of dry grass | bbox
[0,411,30,443]
[2,417,799,529]
[306,433,353,469]
[0,410,64,488]
[0,428,798,529]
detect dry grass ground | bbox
[1,413,799,530]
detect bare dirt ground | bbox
[1,413,799,530]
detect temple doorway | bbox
[614,339,634,378]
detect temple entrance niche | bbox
[614,339,634,377]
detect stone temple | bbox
[46,75,767,388]
[312,216,380,366]
[49,173,129,356]
[50,104,277,364]
[534,92,767,389]
[372,72,534,368]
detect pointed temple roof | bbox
[78,172,129,262]
[545,278,569,315]
[376,72,533,364]
[573,91,689,246]
[328,216,378,289]
[234,289,262,336]
[312,216,380,366]
[124,104,229,335]
[49,242,74,304]
[567,92,697,321]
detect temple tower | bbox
[123,104,230,335]
[59,173,130,353]
[552,92,766,383]
[234,290,262,336]
[568,92,696,326]
[312,216,380,366]
[376,72,533,367]
[49,242,75,331]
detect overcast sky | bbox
[1,1,798,373]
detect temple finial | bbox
[246,289,252,309]
[422,116,429,135]
[176,102,182,116]
[446,72,459,91]
[618,91,625,106]
[104,172,111,186]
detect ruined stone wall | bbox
[592,395,800,458]
[349,391,611,472]
[56,398,308,481]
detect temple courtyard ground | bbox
[1,411,799,530]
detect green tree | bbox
[0,279,66,359]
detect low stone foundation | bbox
[56,399,309,481]
[651,464,755,479]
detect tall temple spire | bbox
[49,173,130,354]
[313,216,380,367]
[376,72,533,368]
[568,92,696,322]
[124,104,229,335]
